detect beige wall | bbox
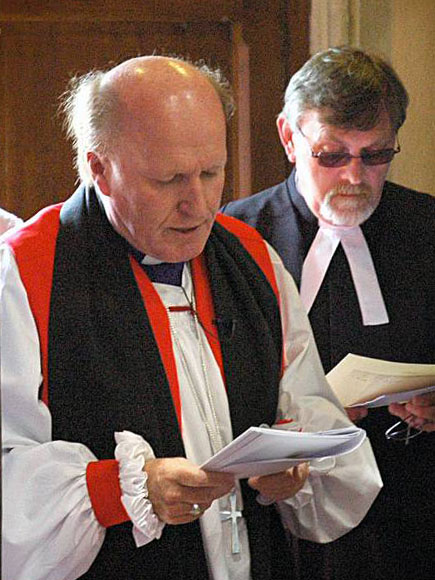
[389,0,435,193]
[358,0,434,193]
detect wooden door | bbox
[0,1,309,219]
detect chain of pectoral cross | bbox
[167,275,243,554]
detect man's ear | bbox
[87,152,111,196]
[276,113,296,163]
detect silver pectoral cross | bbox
[220,490,242,554]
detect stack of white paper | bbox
[326,354,435,407]
[201,425,366,478]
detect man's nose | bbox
[177,177,207,215]
[340,157,365,184]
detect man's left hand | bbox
[247,462,309,502]
[389,392,435,433]
[345,406,368,423]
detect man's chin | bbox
[321,211,367,227]
[157,241,209,263]
[320,201,376,227]
[151,225,213,263]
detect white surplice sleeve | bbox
[0,208,23,237]
[1,246,106,580]
[267,243,383,543]
[1,244,166,580]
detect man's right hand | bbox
[144,457,235,524]
[345,407,368,423]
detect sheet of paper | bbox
[349,384,435,408]
[200,425,366,478]
[327,354,435,407]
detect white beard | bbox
[319,184,378,226]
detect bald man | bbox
[1,56,381,580]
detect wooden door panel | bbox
[0,1,242,23]
[0,2,309,219]
[0,19,233,218]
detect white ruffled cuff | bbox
[114,430,165,547]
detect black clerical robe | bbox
[222,171,435,580]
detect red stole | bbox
[6,208,280,528]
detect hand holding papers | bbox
[389,389,435,434]
[201,425,366,479]
[326,354,435,408]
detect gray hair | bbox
[60,70,121,185]
[60,57,234,185]
[194,60,234,121]
[282,46,409,133]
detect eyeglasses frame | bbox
[296,125,401,168]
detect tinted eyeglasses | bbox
[298,127,401,168]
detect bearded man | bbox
[222,46,435,580]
